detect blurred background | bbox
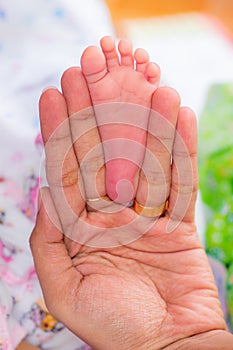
[104,0,233,331]
[105,0,233,34]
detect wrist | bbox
[163,330,233,349]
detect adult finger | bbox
[61,67,106,203]
[167,107,198,231]
[136,87,180,215]
[39,88,86,235]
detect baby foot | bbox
[80,36,160,204]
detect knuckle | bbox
[140,167,170,186]
[171,180,197,195]
[80,153,103,173]
[71,109,94,122]
[62,168,78,187]
[48,129,71,144]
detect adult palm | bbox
[31,186,226,350]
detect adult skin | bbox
[30,37,233,349]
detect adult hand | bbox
[30,38,230,350]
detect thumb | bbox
[30,187,82,315]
